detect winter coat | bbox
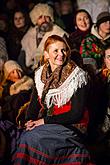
[80,24,110,69]
[1,75,33,124]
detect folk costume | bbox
[13,60,93,164]
[80,12,110,70]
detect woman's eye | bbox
[54,49,58,53]
[62,49,66,53]
[106,55,110,59]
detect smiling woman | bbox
[69,9,93,52]
[43,35,70,71]
[13,35,94,165]
[80,11,110,71]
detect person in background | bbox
[77,0,109,23]
[18,3,68,77]
[0,60,34,124]
[53,0,66,30]
[60,0,76,33]
[98,45,110,135]
[86,45,110,165]
[69,9,93,52]
[7,9,31,61]
[0,13,8,39]
[80,11,110,72]
[13,35,93,165]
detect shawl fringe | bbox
[35,66,88,108]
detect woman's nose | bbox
[59,50,64,56]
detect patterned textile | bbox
[13,124,93,165]
[80,34,104,69]
[69,29,90,51]
[14,60,93,164]
[41,60,76,104]
[35,61,88,115]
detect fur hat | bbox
[4,60,23,79]
[29,3,54,25]
[96,11,110,27]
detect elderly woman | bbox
[13,35,93,164]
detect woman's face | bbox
[44,41,67,71]
[7,69,22,82]
[14,11,25,29]
[99,21,110,35]
[104,48,110,70]
[76,12,90,31]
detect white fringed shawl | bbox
[35,66,88,108]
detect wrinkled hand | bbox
[25,119,44,131]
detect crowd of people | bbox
[0,0,110,165]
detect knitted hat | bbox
[96,11,110,27]
[4,60,23,79]
[29,3,54,25]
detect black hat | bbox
[96,11,110,27]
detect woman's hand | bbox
[25,119,44,131]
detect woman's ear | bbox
[44,50,49,60]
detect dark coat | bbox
[1,80,32,124]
